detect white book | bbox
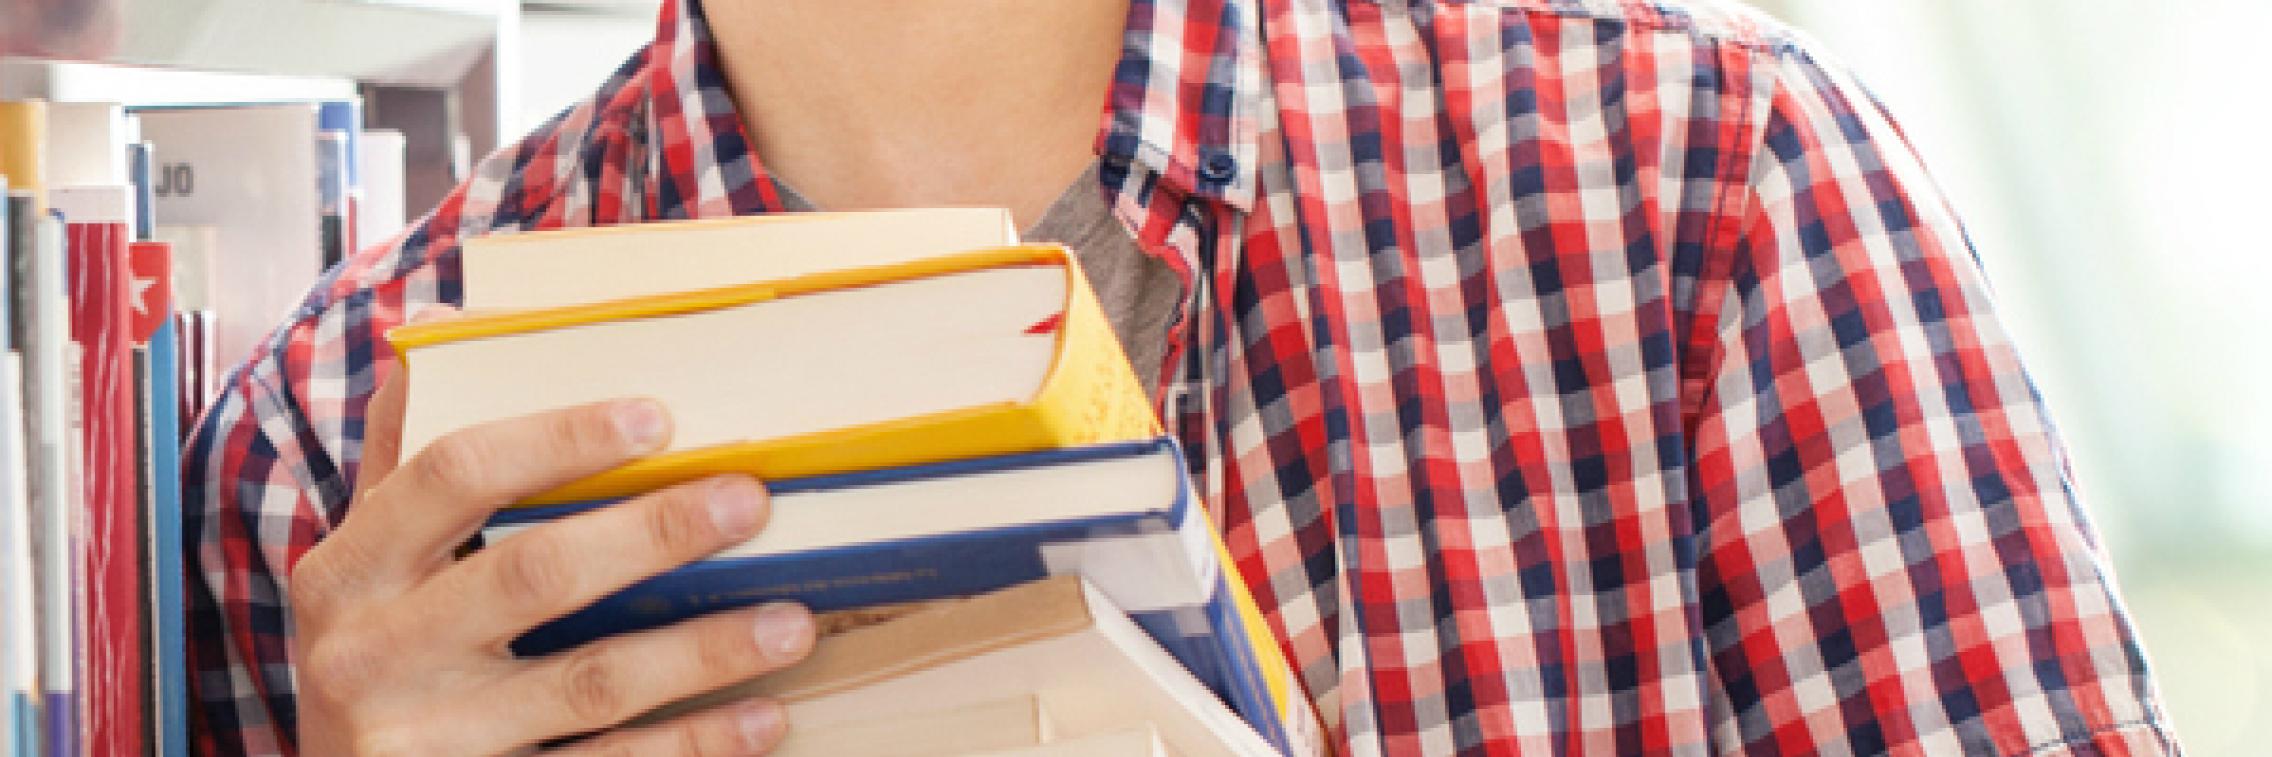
[651,577,1276,757]
[401,249,1071,464]
[136,103,324,373]
[970,726,1171,757]
[0,355,38,756]
[457,206,1018,311]
[773,694,1051,757]
[41,102,133,188]
[356,129,407,247]
[18,213,77,748]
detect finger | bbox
[351,363,407,502]
[329,397,674,591]
[493,604,812,752]
[547,699,788,757]
[414,474,770,647]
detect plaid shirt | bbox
[184,0,2180,753]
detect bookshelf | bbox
[4,0,519,214]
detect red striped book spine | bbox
[61,188,145,757]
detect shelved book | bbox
[395,214,1323,754]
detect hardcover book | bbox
[56,184,146,757]
[128,239,187,757]
[655,576,1279,757]
[16,204,76,757]
[392,244,1160,505]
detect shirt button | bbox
[1198,151,1238,185]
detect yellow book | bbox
[0,100,45,202]
[390,244,1159,505]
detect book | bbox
[55,183,146,757]
[0,184,19,757]
[128,239,188,757]
[1,351,38,757]
[317,130,351,269]
[771,694,1050,756]
[486,437,1311,754]
[391,244,1159,505]
[151,224,217,432]
[972,726,1170,757]
[653,576,1278,757]
[356,129,406,248]
[14,203,76,757]
[40,102,131,188]
[458,206,1017,311]
[0,101,42,197]
[133,103,325,373]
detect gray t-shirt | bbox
[774,165,1183,396]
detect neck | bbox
[704,0,1130,227]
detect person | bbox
[182,0,2183,753]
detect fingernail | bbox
[612,399,669,452]
[752,603,815,660]
[707,477,767,538]
[736,700,785,748]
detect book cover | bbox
[0,101,44,198]
[393,244,1160,506]
[40,103,130,188]
[128,239,186,757]
[316,100,362,269]
[132,103,323,374]
[356,129,406,249]
[152,224,217,432]
[0,186,20,757]
[2,352,39,757]
[56,184,145,757]
[16,209,77,757]
[671,576,1280,757]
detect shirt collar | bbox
[640,0,1265,218]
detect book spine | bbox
[20,213,76,757]
[0,102,44,200]
[1183,488,1321,756]
[1030,255,1164,446]
[509,512,1183,657]
[64,213,145,757]
[131,238,188,757]
[1,354,41,757]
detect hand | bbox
[289,365,816,756]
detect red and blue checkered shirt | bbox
[183,0,2180,753]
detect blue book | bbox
[483,437,1306,754]
[131,269,187,757]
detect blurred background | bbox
[1740,3,2272,753]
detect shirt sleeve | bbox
[183,358,333,756]
[1685,46,2180,755]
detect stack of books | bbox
[392,209,1324,755]
[0,93,403,756]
